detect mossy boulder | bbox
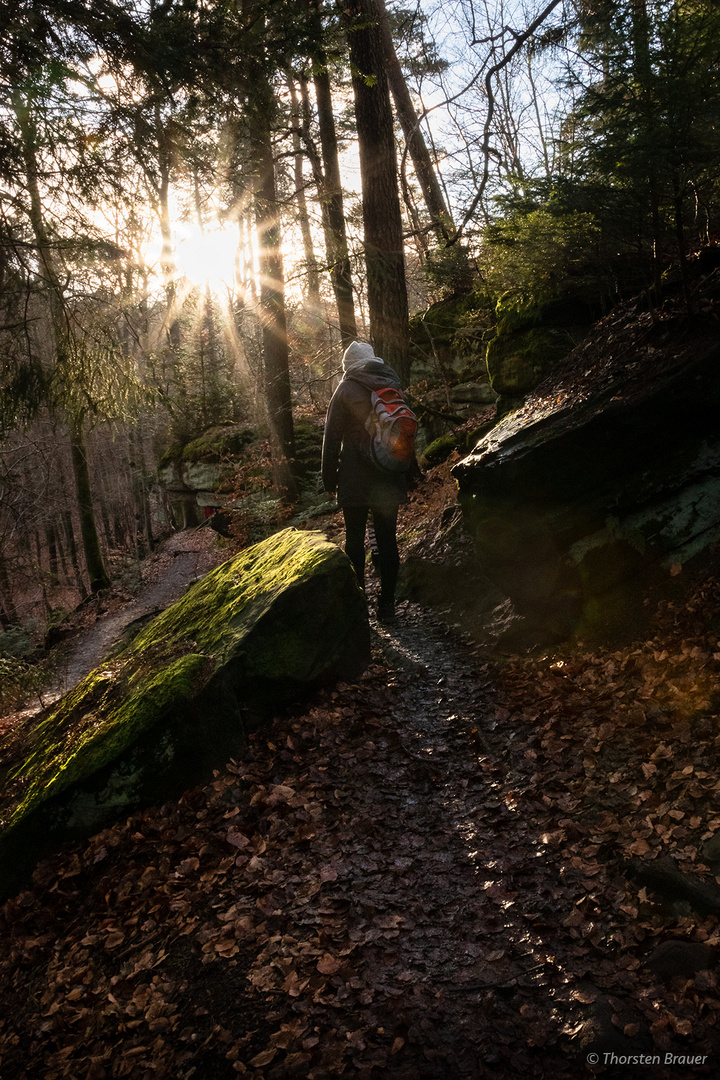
[0,529,369,898]
[157,426,261,527]
[159,425,256,470]
[409,293,492,382]
[486,295,595,412]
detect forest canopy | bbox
[1,0,719,642]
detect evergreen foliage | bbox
[564,0,720,289]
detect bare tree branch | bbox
[448,0,565,245]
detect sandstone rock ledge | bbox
[453,322,720,644]
[0,529,368,898]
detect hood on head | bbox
[342,340,382,372]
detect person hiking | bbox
[321,340,417,622]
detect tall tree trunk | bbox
[629,0,663,301]
[304,59,358,345]
[53,519,71,586]
[251,101,297,500]
[673,187,692,311]
[344,0,410,382]
[13,88,110,592]
[0,556,18,624]
[313,64,358,346]
[399,162,429,260]
[128,425,155,558]
[155,104,181,351]
[70,417,111,591]
[650,189,663,301]
[33,531,52,617]
[192,168,224,425]
[288,78,321,307]
[302,0,357,343]
[45,522,59,585]
[62,507,88,599]
[375,0,454,244]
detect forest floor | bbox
[45,527,228,705]
[2,472,720,1079]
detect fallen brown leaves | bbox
[478,564,720,1070]
[2,565,720,1077]
[513,293,720,431]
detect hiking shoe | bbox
[377,598,396,624]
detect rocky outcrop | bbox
[486,296,596,416]
[158,456,236,528]
[408,293,490,383]
[157,421,327,534]
[422,381,498,412]
[453,311,720,644]
[157,424,258,528]
[415,381,498,465]
[0,529,368,898]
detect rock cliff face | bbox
[0,529,368,898]
[157,424,258,527]
[485,296,596,417]
[453,310,720,644]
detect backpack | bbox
[364,386,418,472]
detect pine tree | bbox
[344,0,410,381]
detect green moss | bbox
[421,420,497,468]
[159,425,256,469]
[486,295,593,398]
[410,291,489,333]
[409,292,493,380]
[487,327,571,396]
[181,425,255,463]
[8,652,212,827]
[157,443,184,469]
[492,293,545,335]
[1,529,344,836]
[129,528,330,661]
[422,432,460,467]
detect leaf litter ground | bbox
[3,528,720,1076]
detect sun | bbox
[175,222,238,292]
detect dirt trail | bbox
[207,605,594,1079]
[0,604,554,1079]
[46,527,227,704]
[0,582,717,1076]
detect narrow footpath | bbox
[0,596,717,1078]
[49,529,226,702]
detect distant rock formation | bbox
[0,529,368,899]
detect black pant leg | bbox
[342,506,369,588]
[371,505,399,602]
